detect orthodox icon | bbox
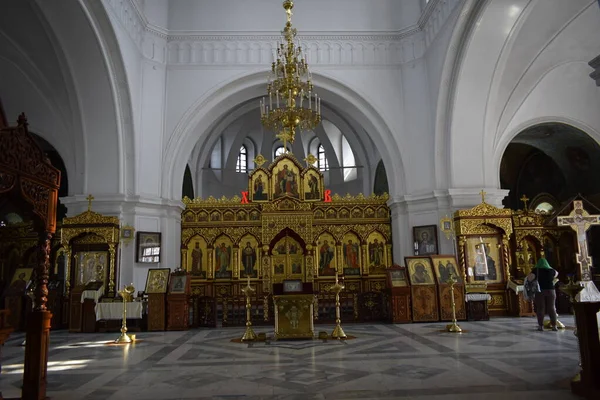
[466,236,502,283]
[214,236,233,279]
[413,225,438,256]
[317,233,336,276]
[74,251,108,287]
[187,236,207,278]
[250,170,269,202]
[170,275,188,294]
[406,257,435,285]
[430,255,462,284]
[273,160,300,199]
[367,231,386,274]
[145,268,170,294]
[303,169,321,200]
[8,268,33,292]
[240,235,259,278]
[342,232,361,276]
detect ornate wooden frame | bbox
[0,113,60,399]
[61,208,120,297]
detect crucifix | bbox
[557,201,600,300]
[479,190,486,203]
[520,195,530,210]
[86,194,94,212]
[276,129,293,154]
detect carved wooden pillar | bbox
[305,245,314,282]
[502,236,511,282]
[458,237,467,281]
[108,243,116,297]
[361,244,368,275]
[261,245,271,292]
[64,247,72,296]
[23,231,53,400]
[232,245,239,279]
[207,246,214,279]
[385,243,392,266]
[181,244,188,271]
[336,242,343,275]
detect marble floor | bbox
[0,317,584,400]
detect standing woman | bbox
[528,258,559,331]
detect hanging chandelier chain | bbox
[260,0,321,152]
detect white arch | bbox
[0,1,135,197]
[437,0,600,191]
[493,115,600,176]
[163,71,405,200]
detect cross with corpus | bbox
[557,200,600,281]
[86,194,94,212]
[479,190,486,203]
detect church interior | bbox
[1,0,600,399]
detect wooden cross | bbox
[86,194,94,212]
[557,201,600,281]
[479,190,486,203]
[520,195,530,210]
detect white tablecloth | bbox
[465,293,491,302]
[507,280,524,293]
[95,302,143,321]
[81,285,104,303]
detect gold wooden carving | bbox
[182,153,392,295]
[61,206,120,297]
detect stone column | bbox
[388,199,409,265]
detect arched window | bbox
[317,144,329,172]
[274,146,286,158]
[236,145,248,173]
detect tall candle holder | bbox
[241,276,257,341]
[330,273,347,339]
[446,274,462,333]
[115,284,135,344]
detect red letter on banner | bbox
[324,189,332,203]
[241,191,249,204]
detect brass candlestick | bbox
[330,273,347,339]
[446,274,462,333]
[241,276,257,341]
[115,284,135,344]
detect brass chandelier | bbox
[260,0,321,152]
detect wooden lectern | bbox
[167,271,191,331]
[272,281,314,340]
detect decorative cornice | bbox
[102,0,461,66]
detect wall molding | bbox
[102,0,462,66]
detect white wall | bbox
[166,0,421,33]
[446,0,600,194]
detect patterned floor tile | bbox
[0,316,586,399]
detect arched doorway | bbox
[500,123,600,210]
[500,123,600,280]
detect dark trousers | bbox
[534,289,557,327]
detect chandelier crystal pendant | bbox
[260,0,322,153]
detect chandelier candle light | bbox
[260,0,322,152]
